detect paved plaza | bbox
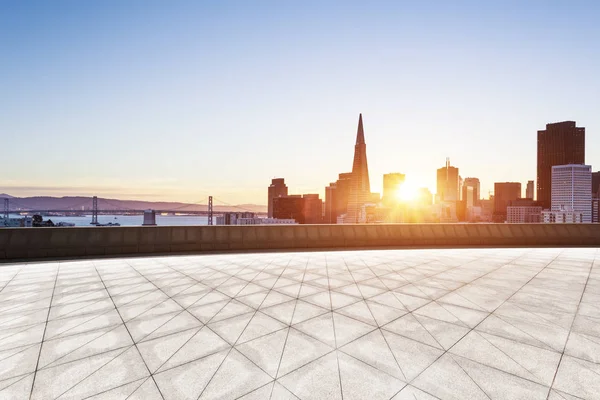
[0,248,599,400]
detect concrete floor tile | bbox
[199,349,272,400]
[278,352,342,400]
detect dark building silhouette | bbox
[325,172,352,223]
[436,158,459,202]
[494,182,521,222]
[273,195,303,223]
[273,194,323,224]
[344,114,371,223]
[302,194,324,224]
[592,171,600,198]
[268,178,288,218]
[537,121,585,209]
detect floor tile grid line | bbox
[69,374,147,400]
[37,322,132,372]
[386,254,510,303]
[489,313,563,352]
[27,264,60,400]
[450,355,493,400]
[157,258,265,312]
[546,256,594,400]
[326,254,347,400]
[268,257,312,400]
[119,257,277,397]
[91,263,165,400]
[0,268,22,294]
[344,256,410,382]
[43,307,119,342]
[127,258,281,377]
[405,250,566,398]
[468,330,546,385]
[196,258,294,400]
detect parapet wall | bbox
[1,223,599,261]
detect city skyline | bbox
[2,1,600,204]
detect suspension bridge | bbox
[2,196,264,226]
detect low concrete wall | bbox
[1,223,599,261]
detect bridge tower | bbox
[91,196,99,225]
[208,196,213,225]
[2,198,8,219]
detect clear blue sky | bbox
[1,0,599,204]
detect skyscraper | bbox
[436,158,459,202]
[463,177,480,207]
[526,180,534,200]
[551,164,591,223]
[344,114,371,223]
[382,173,405,206]
[537,121,585,209]
[268,178,288,217]
[494,182,521,222]
[325,172,352,223]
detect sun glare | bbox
[395,181,418,202]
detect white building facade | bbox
[542,209,584,223]
[551,164,591,223]
[506,206,542,223]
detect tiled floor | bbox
[0,248,599,400]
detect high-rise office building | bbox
[537,121,585,209]
[551,164,591,223]
[526,180,534,200]
[273,194,324,224]
[267,178,288,217]
[302,194,324,224]
[344,114,372,223]
[382,173,405,206]
[462,177,480,207]
[436,158,459,202]
[592,171,600,198]
[324,172,352,223]
[494,182,521,222]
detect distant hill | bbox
[0,195,267,213]
[0,193,14,198]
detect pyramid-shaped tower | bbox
[345,114,372,223]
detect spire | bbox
[356,113,365,145]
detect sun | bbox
[395,181,418,202]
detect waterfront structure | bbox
[537,121,585,209]
[382,173,405,206]
[234,217,296,225]
[343,114,372,223]
[324,172,352,223]
[142,209,156,226]
[506,206,542,223]
[267,178,288,218]
[551,164,592,223]
[526,180,534,200]
[216,212,257,225]
[0,216,32,227]
[493,182,521,222]
[542,208,584,223]
[436,158,459,202]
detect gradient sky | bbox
[1,1,599,205]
